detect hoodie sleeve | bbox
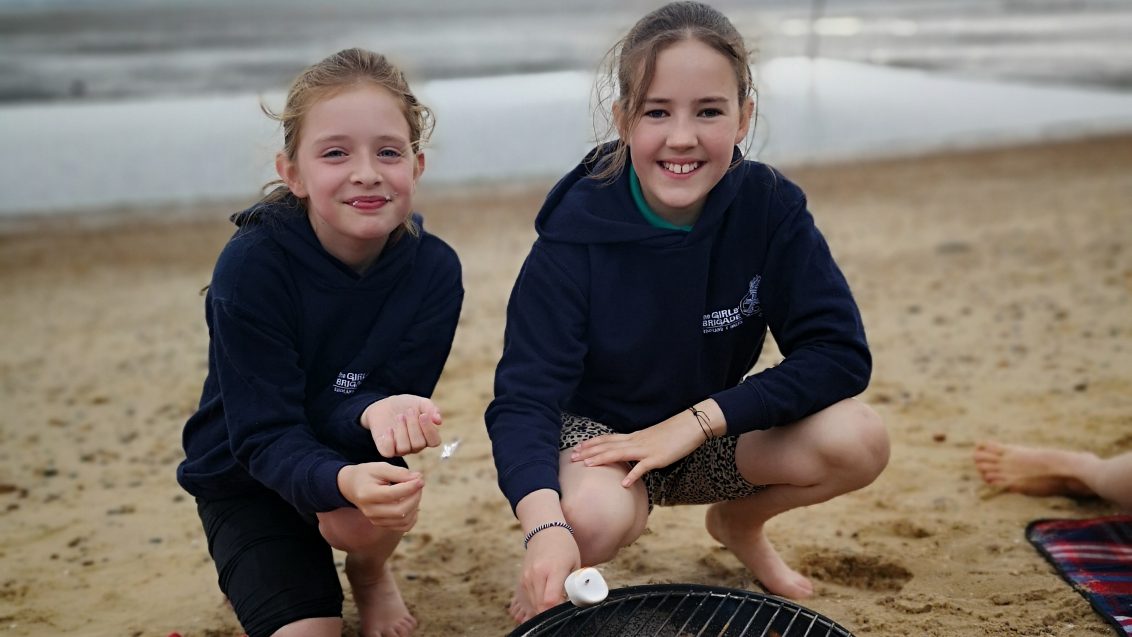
[319,244,464,454]
[486,241,589,513]
[711,181,871,435]
[210,297,353,512]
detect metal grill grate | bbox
[511,584,854,637]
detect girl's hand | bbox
[361,394,443,458]
[517,527,580,622]
[336,462,424,532]
[571,401,725,488]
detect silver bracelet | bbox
[523,520,574,549]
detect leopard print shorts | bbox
[560,413,765,509]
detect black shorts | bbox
[196,490,343,637]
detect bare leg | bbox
[558,450,650,566]
[347,559,416,637]
[272,618,342,637]
[318,508,417,637]
[509,450,649,623]
[707,400,888,600]
[974,441,1132,509]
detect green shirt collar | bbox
[629,166,693,232]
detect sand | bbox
[1,135,1130,636]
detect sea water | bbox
[4,59,1132,216]
[3,0,1132,215]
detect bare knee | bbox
[817,400,889,489]
[317,508,391,553]
[561,487,646,565]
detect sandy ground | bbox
[1,135,1130,636]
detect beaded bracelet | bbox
[523,520,575,549]
[689,406,714,442]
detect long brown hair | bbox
[592,1,755,181]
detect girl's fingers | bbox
[571,438,618,461]
[581,444,644,467]
[386,509,418,532]
[576,433,618,449]
[405,413,428,451]
[538,574,558,611]
[368,513,416,532]
[622,461,649,488]
[366,462,420,484]
[524,581,541,620]
[572,445,608,462]
[579,450,621,467]
[362,489,422,526]
[421,418,442,448]
[365,476,423,503]
[392,414,412,455]
[418,398,441,424]
[375,428,395,458]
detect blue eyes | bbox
[642,109,724,119]
[320,148,404,159]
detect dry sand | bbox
[1,135,1130,636]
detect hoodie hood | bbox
[535,142,746,248]
[230,191,420,290]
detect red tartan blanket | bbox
[1027,515,1132,636]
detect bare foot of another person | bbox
[973,441,1095,498]
[346,557,418,637]
[706,504,814,600]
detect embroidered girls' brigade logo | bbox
[703,274,762,334]
[333,371,366,394]
[740,275,761,317]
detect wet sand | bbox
[1,135,1129,636]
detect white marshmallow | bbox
[564,567,609,607]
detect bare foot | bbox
[973,441,1095,497]
[706,504,814,600]
[346,558,418,637]
[508,579,537,625]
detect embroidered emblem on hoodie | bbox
[703,275,762,334]
[740,275,762,317]
[333,371,367,395]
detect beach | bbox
[1,133,1129,636]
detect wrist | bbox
[516,488,566,523]
[688,406,712,442]
[360,401,383,430]
[690,399,727,438]
[336,464,356,502]
[523,520,574,549]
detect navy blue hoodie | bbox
[486,145,870,511]
[177,195,463,513]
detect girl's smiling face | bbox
[619,38,753,228]
[276,83,424,272]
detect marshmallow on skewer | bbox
[564,567,608,607]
